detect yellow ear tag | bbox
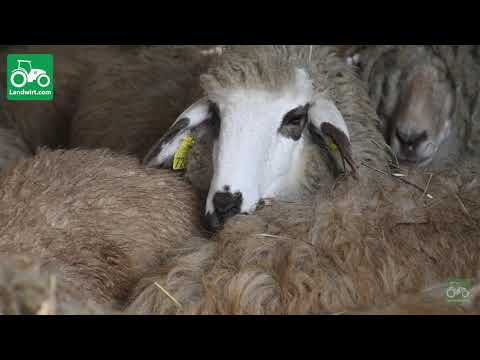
[329,143,338,152]
[173,135,195,171]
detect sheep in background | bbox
[0,148,206,309]
[340,45,480,169]
[0,45,223,172]
[69,45,220,160]
[0,45,127,171]
[127,160,480,315]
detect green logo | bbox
[444,278,473,304]
[6,54,54,101]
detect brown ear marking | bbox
[320,122,358,180]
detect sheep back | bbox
[0,148,204,308]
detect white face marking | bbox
[205,69,314,215]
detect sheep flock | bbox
[0,45,479,315]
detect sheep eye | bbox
[278,104,309,141]
[288,115,304,126]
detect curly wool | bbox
[127,161,480,315]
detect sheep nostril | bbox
[204,211,222,232]
[396,129,428,149]
[212,191,243,216]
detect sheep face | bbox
[144,68,355,231]
[369,49,456,167]
[203,74,313,223]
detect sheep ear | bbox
[307,97,358,179]
[143,98,212,168]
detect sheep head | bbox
[356,47,457,167]
[144,47,357,231]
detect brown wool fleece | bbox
[0,149,206,309]
[128,161,480,314]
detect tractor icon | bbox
[446,286,470,299]
[10,60,51,88]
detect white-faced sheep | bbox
[144,45,391,230]
[0,148,206,310]
[340,45,480,169]
[127,45,480,315]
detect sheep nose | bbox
[204,191,243,232]
[213,191,243,217]
[396,128,428,151]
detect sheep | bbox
[0,148,206,310]
[340,45,480,169]
[0,254,113,314]
[69,45,221,160]
[127,159,480,315]
[143,45,391,230]
[0,45,222,172]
